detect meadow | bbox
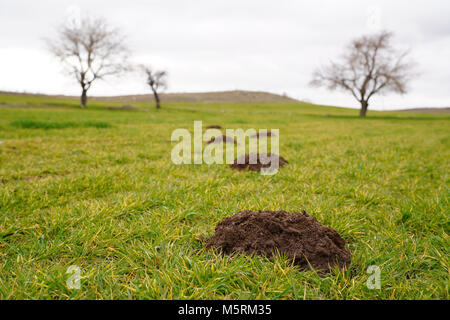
[0,94,448,299]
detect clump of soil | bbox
[229,153,288,171]
[106,105,137,110]
[206,210,351,273]
[206,125,222,129]
[250,131,277,138]
[207,135,237,145]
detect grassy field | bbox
[0,94,448,299]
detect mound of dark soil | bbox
[230,153,288,171]
[207,135,237,144]
[250,131,277,138]
[206,125,222,129]
[206,210,351,273]
[106,105,137,110]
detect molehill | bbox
[206,210,351,273]
[206,135,237,144]
[229,153,288,171]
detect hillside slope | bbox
[0,90,298,103]
[91,90,298,103]
[400,107,450,114]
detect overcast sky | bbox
[0,0,449,109]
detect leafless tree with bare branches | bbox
[141,66,167,109]
[47,15,130,108]
[310,31,415,116]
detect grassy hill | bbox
[92,90,299,103]
[0,90,298,105]
[0,93,448,299]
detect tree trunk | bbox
[81,89,88,109]
[359,100,368,117]
[153,90,161,109]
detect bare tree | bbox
[141,66,167,109]
[310,31,415,116]
[47,15,130,108]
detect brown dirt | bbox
[106,105,137,110]
[229,153,288,171]
[206,135,237,144]
[206,125,222,129]
[206,210,351,273]
[250,131,277,138]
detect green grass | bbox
[0,94,448,299]
[10,120,111,129]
